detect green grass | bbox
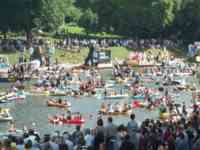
[108,47,130,60]
[0,46,131,65]
[0,51,29,65]
[53,48,89,64]
[0,49,88,65]
[170,48,187,57]
[54,46,130,64]
[0,46,187,65]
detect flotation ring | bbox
[132,101,141,108]
[0,96,6,100]
[44,91,50,96]
[160,112,170,120]
[8,76,16,82]
[140,102,146,107]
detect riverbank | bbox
[0,46,186,65]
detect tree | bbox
[173,0,200,41]
[77,0,177,37]
[65,0,82,23]
[36,0,66,32]
[0,0,14,38]
[1,0,200,41]
[79,8,98,34]
[0,0,68,42]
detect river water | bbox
[0,70,198,135]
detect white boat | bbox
[0,109,13,122]
[0,55,10,72]
[95,88,105,100]
[0,100,8,104]
[105,94,129,99]
[0,116,13,122]
[0,93,15,101]
[174,72,192,76]
[104,87,129,99]
[97,63,113,69]
[105,80,116,88]
[7,94,26,101]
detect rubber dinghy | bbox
[0,92,26,101]
[7,94,26,101]
[99,109,132,116]
[49,116,85,125]
[105,93,129,99]
[47,99,71,108]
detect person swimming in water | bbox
[58,99,62,104]
[100,103,107,113]
[108,103,114,113]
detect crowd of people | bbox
[0,38,182,53]
[30,66,105,97]
[56,38,182,51]
[0,37,199,150]
[0,110,200,150]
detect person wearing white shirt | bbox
[29,46,34,61]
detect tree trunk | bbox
[3,31,7,39]
[26,30,32,46]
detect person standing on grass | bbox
[38,46,44,66]
[19,46,25,64]
[47,41,55,66]
[29,44,34,62]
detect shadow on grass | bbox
[0,50,18,54]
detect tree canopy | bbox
[0,0,200,42]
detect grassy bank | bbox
[0,46,131,65]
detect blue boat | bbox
[132,95,145,100]
[0,56,12,82]
[0,77,16,83]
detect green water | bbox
[0,70,198,135]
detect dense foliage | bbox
[0,0,199,41]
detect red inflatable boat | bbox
[49,116,85,125]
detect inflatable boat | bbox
[132,101,147,108]
[47,100,71,108]
[99,109,132,116]
[49,116,85,125]
[105,93,129,99]
[7,94,26,101]
[0,109,13,122]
